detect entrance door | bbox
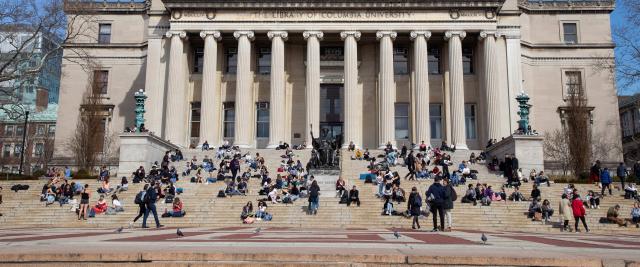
[319,84,343,141]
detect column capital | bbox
[340,31,361,41]
[233,31,255,41]
[267,31,288,41]
[444,31,466,40]
[376,31,397,40]
[199,31,222,41]
[478,31,501,40]
[165,30,187,39]
[410,31,432,40]
[303,31,324,41]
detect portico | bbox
[145,4,519,150]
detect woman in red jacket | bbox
[571,194,590,232]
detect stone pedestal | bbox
[309,169,340,198]
[118,132,179,176]
[486,134,544,174]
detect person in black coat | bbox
[404,151,416,180]
[443,178,456,231]
[142,182,164,228]
[426,177,448,232]
[407,187,422,229]
[347,185,360,207]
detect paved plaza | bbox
[1,226,640,266]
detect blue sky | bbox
[610,0,637,95]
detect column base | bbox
[453,143,469,150]
[266,144,279,149]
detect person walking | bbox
[559,193,573,232]
[404,151,416,180]
[601,168,612,196]
[142,182,164,228]
[443,178,456,231]
[617,162,628,190]
[571,194,589,233]
[131,184,149,227]
[407,187,422,229]
[426,177,447,232]
[590,160,601,184]
[308,179,320,215]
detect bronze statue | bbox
[309,124,341,169]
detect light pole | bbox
[134,89,147,132]
[19,110,29,175]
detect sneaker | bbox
[431,228,439,232]
[129,222,134,228]
[157,224,165,228]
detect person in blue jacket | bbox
[600,168,612,196]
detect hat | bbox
[434,177,442,182]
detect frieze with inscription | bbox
[172,9,495,22]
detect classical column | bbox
[410,31,432,146]
[266,31,288,148]
[164,30,187,146]
[199,31,222,146]
[445,31,468,150]
[233,31,255,148]
[144,37,164,137]
[303,31,323,148]
[340,31,362,148]
[505,33,524,134]
[376,31,397,148]
[479,31,502,141]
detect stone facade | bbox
[54,0,622,162]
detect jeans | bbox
[143,203,161,227]
[289,195,299,202]
[309,196,319,212]
[601,183,612,196]
[444,209,452,228]
[377,183,384,196]
[574,216,589,232]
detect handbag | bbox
[534,212,543,221]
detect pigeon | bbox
[481,233,488,245]
[114,227,123,233]
[254,227,261,234]
[393,229,401,239]
[177,228,184,237]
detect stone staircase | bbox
[0,148,637,233]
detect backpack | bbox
[134,191,145,205]
[263,213,273,221]
[450,188,458,202]
[282,196,292,204]
[339,192,349,204]
[217,190,226,198]
[165,195,174,204]
[412,195,422,208]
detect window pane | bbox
[194,48,204,73]
[565,71,582,96]
[98,24,111,44]
[256,102,269,138]
[320,47,343,61]
[226,47,237,74]
[223,102,235,138]
[393,47,408,75]
[465,104,477,139]
[394,103,409,139]
[428,47,440,74]
[190,102,201,138]
[563,23,577,44]
[429,104,442,139]
[258,47,271,75]
[462,47,473,74]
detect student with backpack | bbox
[443,178,457,231]
[132,184,148,227]
[407,187,422,229]
[142,182,164,228]
[426,177,447,232]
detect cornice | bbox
[521,40,615,49]
[64,1,147,14]
[518,0,614,13]
[63,42,148,49]
[161,0,506,10]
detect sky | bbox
[610,0,638,95]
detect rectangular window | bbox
[194,47,204,73]
[98,23,111,44]
[563,23,578,44]
[225,47,237,74]
[430,104,442,139]
[3,144,11,158]
[395,103,410,139]
[256,102,269,138]
[190,102,201,138]
[14,143,22,157]
[36,125,45,136]
[4,125,13,136]
[34,143,44,157]
[223,102,235,138]
[465,104,477,139]
[48,125,56,135]
[428,47,441,74]
[565,71,582,96]
[320,47,344,61]
[257,47,271,75]
[635,109,640,134]
[393,47,409,75]
[15,126,23,137]
[462,47,474,74]
[93,70,108,94]
[622,111,634,137]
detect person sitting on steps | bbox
[347,185,360,207]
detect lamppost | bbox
[19,110,29,175]
[516,91,532,134]
[134,89,147,132]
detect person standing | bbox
[617,162,628,190]
[230,156,240,179]
[404,151,416,180]
[601,168,613,196]
[558,193,573,232]
[590,160,601,184]
[426,177,447,232]
[142,182,164,228]
[308,179,320,215]
[443,178,456,231]
[571,194,589,233]
[634,161,640,183]
[407,187,422,229]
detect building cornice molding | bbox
[162,0,506,10]
[521,40,615,49]
[518,0,614,13]
[63,42,148,49]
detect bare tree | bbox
[543,129,571,175]
[565,94,592,177]
[0,0,96,120]
[66,71,106,172]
